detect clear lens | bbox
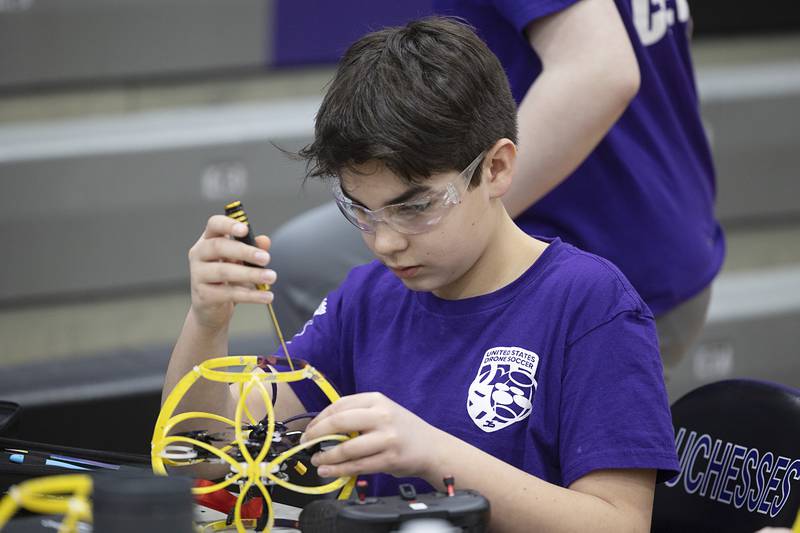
[331,150,485,235]
[333,193,372,232]
[333,186,447,234]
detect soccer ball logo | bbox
[467,347,539,433]
[491,372,533,421]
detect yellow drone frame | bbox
[0,474,92,533]
[152,354,356,532]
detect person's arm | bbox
[301,392,654,533]
[503,0,640,218]
[425,431,655,533]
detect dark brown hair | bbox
[298,16,517,186]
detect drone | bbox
[0,356,351,533]
[168,416,339,530]
[151,354,356,533]
[164,415,323,529]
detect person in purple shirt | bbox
[268,0,725,374]
[164,18,678,531]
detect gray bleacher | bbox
[0,0,270,88]
[0,99,329,301]
[667,49,800,399]
[1,53,798,409]
[1,50,798,303]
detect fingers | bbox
[300,393,427,478]
[193,282,274,306]
[310,432,387,468]
[301,394,393,477]
[190,216,277,285]
[200,217,271,254]
[315,451,395,478]
[192,229,271,267]
[304,406,383,443]
[194,260,276,287]
[201,214,249,240]
[304,393,383,436]
[188,216,280,316]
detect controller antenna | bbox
[356,479,369,504]
[443,476,455,497]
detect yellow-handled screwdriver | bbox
[224,200,295,370]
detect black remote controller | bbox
[299,479,490,533]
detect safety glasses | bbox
[331,151,485,235]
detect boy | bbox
[164,17,679,532]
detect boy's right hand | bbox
[188,215,277,331]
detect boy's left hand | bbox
[301,392,446,479]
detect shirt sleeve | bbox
[559,310,680,486]
[279,284,353,414]
[491,0,582,34]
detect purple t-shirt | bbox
[286,238,679,496]
[433,0,725,316]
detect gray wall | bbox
[0,0,270,88]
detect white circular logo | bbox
[467,347,539,433]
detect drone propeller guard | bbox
[152,354,355,532]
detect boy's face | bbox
[339,158,495,298]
